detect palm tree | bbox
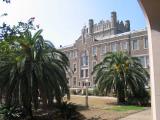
[92,51,149,104]
[0,29,70,118]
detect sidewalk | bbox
[120,108,151,120]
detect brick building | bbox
[60,12,149,89]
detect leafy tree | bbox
[2,0,11,3]
[92,52,149,104]
[0,29,70,119]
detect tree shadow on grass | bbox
[33,103,87,120]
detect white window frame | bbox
[121,42,128,50]
[92,46,97,56]
[144,37,148,49]
[138,55,149,68]
[111,42,117,52]
[80,68,89,78]
[100,45,106,55]
[132,39,139,50]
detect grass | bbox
[106,105,145,112]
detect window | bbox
[81,51,88,66]
[82,82,85,86]
[80,70,84,78]
[80,69,89,78]
[132,40,138,50]
[73,77,76,86]
[144,37,148,49]
[139,56,145,67]
[121,42,128,50]
[111,42,116,52]
[85,69,88,77]
[101,45,106,54]
[138,56,149,68]
[92,46,97,55]
[78,82,81,86]
[87,82,90,87]
[73,64,76,72]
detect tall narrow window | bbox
[144,37,148,49]
[101,45,106,54]
[92,46,97,55]
[139,56,145,67]
[111,42,116,52]
[85,69,88,77]
[121,42,128,50]
[73,64,76,72]
[138,56,149,68]
[80,70,84,78]
[81,51,88,66]
[132,40,138,50]
[73,77,76,86]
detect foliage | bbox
[58,102,77,119]
[70,89,78,95]
[127,89,150,106]
[93,87,105,96]
[0,105,26,120]
[0,17,38,40]
[2,0,10,3]
[92,52,149,105]
[0,28,70,119]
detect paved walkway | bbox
[120,108,151,120]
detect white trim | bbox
[144,37,149,49]
[132,54,148,57]
[92,46,97,56]
[91,34,147,47]
[131,39,139,50]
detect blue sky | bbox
[0,0,146,47]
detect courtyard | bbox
[67,95,151,120]
[0,0,160,120]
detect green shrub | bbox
[70,90,77,95]
[81,89,93,96]
[0,105,26,120]
[93,87,106,96]
[127,89,150,106]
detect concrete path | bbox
[120,108,151,120]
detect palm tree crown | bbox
[92,51,149,104]
[0,29,70,117]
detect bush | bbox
[81,89,93,96]
[93,87,106,96]
[127,89,150,106]
[0,105,26,120]
[70,89,77,95]
[93,87,100,96]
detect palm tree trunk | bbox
[117,86,125,104]
[117,90,125,104]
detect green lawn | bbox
[106,105,145,112]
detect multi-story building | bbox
[60,12,149,89]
